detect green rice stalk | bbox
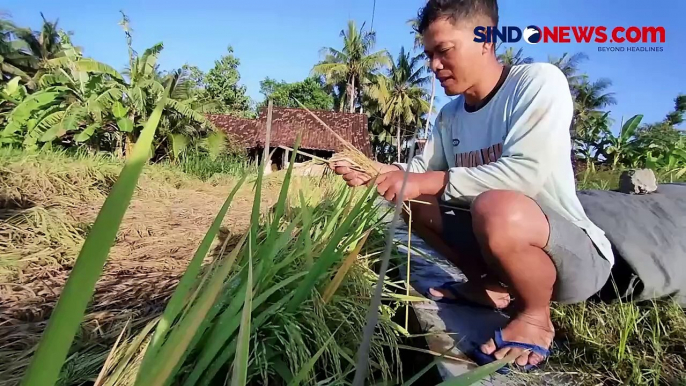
[136,231,248,386]
[287,325,341,386]
[20,99,166,386]
[230,233,254,386]
[322,229,371,303]
[182,222,303,384]
[198,293,296,386]
[286,181,377,312]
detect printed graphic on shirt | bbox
[454,142,503,167]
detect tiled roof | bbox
[207,107,372,157]
[205,115,259,148]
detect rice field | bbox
[0,146,408,385]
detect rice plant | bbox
[19,128,408,385]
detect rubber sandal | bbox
[426,281,509,310]
[470,330,551,375]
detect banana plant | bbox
[604,114,643,168]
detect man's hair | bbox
[417,0,499,34]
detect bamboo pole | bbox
[277,145,328,163]
[263,100,273,174]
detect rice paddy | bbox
[0,140,409,385]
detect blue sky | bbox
[3,0,684,131]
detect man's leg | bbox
[470,190,555,367]
[403,194,511,309]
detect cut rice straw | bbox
[293,99,380,175]
[405,203,412,332]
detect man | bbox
[332,0,614,370]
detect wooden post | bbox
[263,100,273,174]
[283,148,290,169]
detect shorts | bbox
[440,201,612,304]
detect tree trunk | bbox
[396,124,401,163]
[124,133,135,158]
[264,100,273,175]
[114,133,124,159]
[349,75,356,114]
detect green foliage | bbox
[259,76,334,111]
[205,46,252,114]
[312,20,390,113]
[605,114,644,168]
[1,13,65,86]
[552,298,686,385]
[0,13,224,164]
[174,149,253,180]
[367,46,430,162]
[202,131,227,160]
[497,45,533,66]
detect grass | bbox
[169,150,256,181]
[534,168,686,386]
[548,298,686,385]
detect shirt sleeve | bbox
[394,110,449,173]
[442,64,573,202]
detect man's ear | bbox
[482,41,495,55]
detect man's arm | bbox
[441,64,573,201]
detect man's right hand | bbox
[330,160,402,187]
[330,160,372,187]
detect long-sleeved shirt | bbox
[397,63,614,265]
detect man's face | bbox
[423,18,491,96]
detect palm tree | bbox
[573,77,616,117]
[497,46,533,66]
[407,17,437,142]
[312,20,389,113]
[548,52,588,89]
[12,13,64,63]
[368,47,431,162]
[408,18,423,51]
[549,52,591,163]
[665,94,686,127]
[0,19,34,84]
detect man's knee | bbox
[470,190,549,253]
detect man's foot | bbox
[428,280,512,309]
[480,310,554,367]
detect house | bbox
[207,107,372,170]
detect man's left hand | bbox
[375,171,424,203]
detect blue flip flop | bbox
[470,330,551,375]
[426,281,507,310]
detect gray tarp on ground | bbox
[578,183,686,305]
